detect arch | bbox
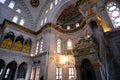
[15,35,24,43]
[17,62,27,79]
[0,59,5,79]
[81,59,96,80]
[4,32,15,41]
[13,35,24,51]
[1,32,15,49]
[23,38,32,53]
[2,61,17,80]
[49,0,75,24]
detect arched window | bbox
[41,20,43,26]
[3,61,17,80]
[8,0,15,9]
[50,3,53,10]
[16,8,22,13]
[57,38,61,53]
[39,39,43,53]
[19,19,25,26]
[55,0,58,5]
[67,39,72,50]
[12,15,18,23]
[107,2,120,28]
[0,0,6,4]
[44,17,47,23]
[35,41,39,55]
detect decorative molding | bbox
[3,20,86,35]
[73,37,98,56]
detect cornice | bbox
[2,19,86,36]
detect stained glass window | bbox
[107,2,120,28]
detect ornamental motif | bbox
[30,0,40,8]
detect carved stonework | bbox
[73,37,98,56]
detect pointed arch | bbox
[1,32,15,49]
[23,38,32,53]
[17,62,27,79]
[13,35,24,51]
[2,61,17,80]
[81,59,96,80]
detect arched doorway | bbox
[81,59,96,80]
[17,62,27,79]
[2,61,17,80]
[0,59,5,79]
